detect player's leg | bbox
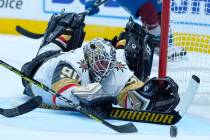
[150,0,187,59]
[116,0,159,79]
[137,1,161,37]
[117,0,148,18]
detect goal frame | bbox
[159,0,170,78]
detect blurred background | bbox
[0,0,210,139]
[0,0,133,40]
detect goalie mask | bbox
[83,38,116,82]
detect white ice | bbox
[0,35,210,140]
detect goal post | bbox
[159,0,170,78]
[158,0,210,105]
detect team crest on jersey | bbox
[115,62,127,72]
[77,60,88,72]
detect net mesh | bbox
[154,0,210,105]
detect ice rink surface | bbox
[0,35,210,140]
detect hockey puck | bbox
[170,125,177,137]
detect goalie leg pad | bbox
[40,13,86,52]
[121,18,155,81]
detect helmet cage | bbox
[83,38,116,82]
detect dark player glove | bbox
[137,76,180,113]
[80,100,113,119]
[112,17,156,82]
[85,0,100,15]
[117,76,180,113]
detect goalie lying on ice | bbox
[21,12,180,118]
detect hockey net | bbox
[157,0,210,105]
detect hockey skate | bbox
[154,46,187,61]
[167,46,187,61]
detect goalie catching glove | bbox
[117,76,180,113]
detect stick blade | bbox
[0,96,42,117]
[104,122,137,133]
[16,25,44,39]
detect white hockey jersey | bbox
[30,44,134,107]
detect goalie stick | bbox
[37,75,199,125]
[0,96,42,118]
[0,59,137,133]
[16,0,108,39]
[39,104,181,125]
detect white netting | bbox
[154,0,210,105]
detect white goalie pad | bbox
[72,83,102,96]
[72,83,115,106]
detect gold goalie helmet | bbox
[83,38,117,82]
